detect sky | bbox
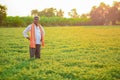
[0,0,120,17]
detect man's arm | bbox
[23,25,31,40]
[41,26,45,36]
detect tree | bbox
[31,9,38,16]
[115,1,120,22]
[109,1,120,24]
[68,8,79,18]
[0,4,7,25]
[90,2,110,25]
[89,1,120,25]
[38,8,56,17]
[80,14,89,18]
[56,9,64,17]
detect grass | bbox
[0,26,120,80]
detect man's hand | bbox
[26,37,30,40]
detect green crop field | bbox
[0,26,120,80]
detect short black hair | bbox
[34,16,39,19]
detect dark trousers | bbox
[29,44,41,58]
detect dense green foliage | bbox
[0,4,7,25]
[0,26,120,80]
[1,16,91,27]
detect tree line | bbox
[0,1,120,27]
[90,2,120,25]
[31,8,64,18]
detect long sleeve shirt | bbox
[23,24,45,44]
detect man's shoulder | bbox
[28,24,32,26]
[27,24,32,27]
[39,24,44,28]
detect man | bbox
[23,16,45,59]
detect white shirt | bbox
[23,24,45,44]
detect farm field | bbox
[0,26,120,80]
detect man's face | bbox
[34,17,39,24]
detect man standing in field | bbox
[23,16,45,59]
